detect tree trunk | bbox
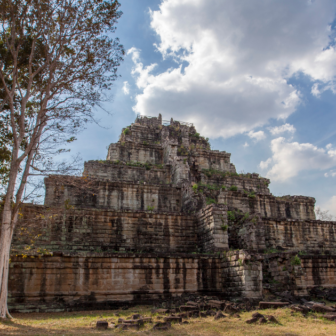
[0,214,14,318]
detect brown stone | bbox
[259,302,289,309]
[246,317,259,324]
[152,321,171,331]
[164,316,182,323]
[312,304,335,313]
[214,311,226,320]
[96,321,108,330]
[267,315,279,324]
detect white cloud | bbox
[311,83,321,97]
[248,130,266,141]
[243,142,249,148]
[122,81,130,95]
[268,123,296,135]
[325,170,336,177]
[130,0,336,138]
[260,158,273,170]
[260,138,336,181]
[318,196,336,217]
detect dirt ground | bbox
[1,306,336,336]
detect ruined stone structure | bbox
[7,114,336,312]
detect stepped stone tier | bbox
[7,114,336,313]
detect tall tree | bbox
[0,0,124,318]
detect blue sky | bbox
[65,0,336,216]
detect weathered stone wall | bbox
[263,219,336,252]
[196,205,229,252]
[8,253,221,313]
[121,123,162,145]
[14,206,198,254]
[263,253,336,296]
[228,215,266,252]
[191,150,236,173]
[84,161,171,184]
[222,192,316,220]
[203,174,270,195]
[107,143,163,164]
[45,178,181,213]
[221,251,263,299]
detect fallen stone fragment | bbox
[208,300,226,310]
[252,312,264,319]
[206,309,217,316]
[224,304,239,314]
[178,313,188,319]
[117,318,125,323]
[214,311,226,320]
[259,302,289,309]
[139,317,152,324]
[188,310,200,318]
[152,321,171,331]
[164,316,182,323]
[232,313,241,318]
[259,317,268,324]
[246,317,259,324]
[200,312,207,317]
[186,301,198,306]
[267,315,279,324]
[291,305,310,314]
[182,321,189,324]
[123,319,143,326]
[180,305,199,312]
[96,321,108,330]
[312,304,335,313]
[131,314,142,320]
[116,323,139,331]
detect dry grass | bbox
[1,306,336,336]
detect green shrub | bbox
[221,224,228,231]
[206,197,217,205]
[227,211,235,221]
[264,248,279,254]
[291,255,301,265]
[123,127,130,135]
[192,184,198,192]
[147,205,154,212]
[229,185,238,191]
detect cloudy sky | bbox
[66,0,336,216]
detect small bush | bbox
[291,255,301,265]
[221,224,228,231]
[123,127,130,135]
[147,205,154,212]
[206,197,217,205]
[227,211,235,221]
[229,185,238,191]
[264,248,279,254]
[192,184,198,192]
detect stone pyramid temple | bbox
[9,114,336,312]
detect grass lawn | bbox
[1,306,336,336]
